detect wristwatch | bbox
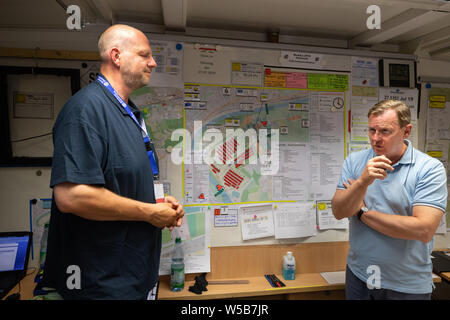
[357,206,369,220]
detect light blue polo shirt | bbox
[337,140,447,294]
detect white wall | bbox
[0,167,52,230]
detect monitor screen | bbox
[0,235,30,272]
[389,63,410,87]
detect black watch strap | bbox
[357,206,368,220]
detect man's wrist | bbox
[356,177,371,189]
[357,206,369,220]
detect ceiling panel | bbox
[108,0,163,24]
[0,0,449,60]
[0,0,67,28]
[186,0,408,39]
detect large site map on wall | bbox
[182,84,346,204]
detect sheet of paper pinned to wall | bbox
[378,87,418,121]
[29,198,52,261]
[349,143,372,154]
[148,40,184,88]
[159,206,210,275]
[231,62,263,86]
[350,56,379,151]
[350,95,378,144]
[427,91,450,143]
[424,86,450,232]
[309,99,346,200]
[240,204,275,240]
[212,205,239,227]
[351,56,378,88]
[183,43,230,84]
[279,51,324,70]
[273,202,316,239]
[316,200,348,230]
[273,143,310,201]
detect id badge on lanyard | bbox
[144,136,159,180]
[97,75,159,180]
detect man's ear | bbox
[403,123,412,138]
[110,48,120,67]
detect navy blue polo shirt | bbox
[43,77,160,299]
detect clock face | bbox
[332,97,344,109]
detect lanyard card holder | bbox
[144,137,159,180]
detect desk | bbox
[5,269,442,300]
[159,272,443,300]
[158,273,345,300]
[440,272,450,282]
[3,268,37,300]
[432,249,450,284]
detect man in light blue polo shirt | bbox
[332,100,447,300]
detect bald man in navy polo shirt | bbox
[43,25,184,299]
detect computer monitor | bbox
[0,232,32,273]
[0,232,33,298]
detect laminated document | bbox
[274,202,316,239]
[159,206,210,275]
[316,201,348,230]
[240,204,275,240]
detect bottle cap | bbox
[287,251,292,258]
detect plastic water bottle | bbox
[40,223,49,270]
[282,251,296,280]
[170,237,185,292]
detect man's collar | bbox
[397,139,413,165]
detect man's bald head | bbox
[98,24,147,63]
[97,24,157,93]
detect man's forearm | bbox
[54,182,151,222]
[361,206,443,244]
[331,179,368,220]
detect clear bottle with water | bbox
[170,237,185,292]
[282,251,296,280]
[40,223,49,271]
